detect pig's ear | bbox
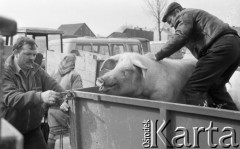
[132,59,148,78]
[100,55,120,71]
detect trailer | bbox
[68,87,240,149]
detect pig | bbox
[226,71,240,109]
[96,52,240,110]
[96,52,197,104]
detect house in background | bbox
[107,28,154,41]
[123,28,154,41]
[108,32,128,38]
[58,23,96,38]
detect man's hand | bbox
[41,90,61,105]
[60,101,70,112]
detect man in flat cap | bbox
[154,2,240,110]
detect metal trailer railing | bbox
[68,87,240,149]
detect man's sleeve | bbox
[40,68,64,92]
[2,70,43,110]
[40,69,65,106]
[155,13,193,61]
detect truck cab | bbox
[3,27,63,69]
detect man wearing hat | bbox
[154,2,240,110]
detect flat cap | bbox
[162,2,182,22]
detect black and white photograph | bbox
[1,0,240,149]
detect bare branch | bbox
[142,0,169,40]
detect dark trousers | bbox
[184,34,240,111]
[24,127,47,149]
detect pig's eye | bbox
[122,69,132,77]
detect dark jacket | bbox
[0,55,64,134]
[156,8,239,60]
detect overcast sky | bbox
[1,0,240,37]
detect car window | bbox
[125,45,132,52]
[98,45,110,56]
[83,45,91,52]
[76,44,83,51]
[92,45,98,53]
[111,44,124,55]
[127,44,140,53]
[76,44,92,52]
[141,42,149,54]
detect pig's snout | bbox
[96,78,105,91]
[96,78,104,86]
[96,76,118,93]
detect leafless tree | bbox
[143,0,168,41]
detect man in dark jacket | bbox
[154,2,240,110]
[0,37,64,149]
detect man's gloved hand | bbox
[60,101,70,112]
[155,52,164,61]
[41,90,61,105]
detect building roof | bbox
[123,28,154,41]
[108,32,128,38]
[58,23,85,35]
